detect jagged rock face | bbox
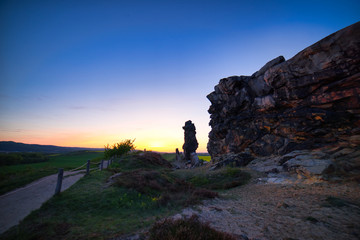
[207,22,360,161]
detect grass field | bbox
[198,155,211,162]
[1,152,250,239]
[160,153,176,162]
[0,151,104,195]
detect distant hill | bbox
[0,141,103,153]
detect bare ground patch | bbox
[174,176,360,240]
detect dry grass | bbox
[112,169,218,207]
[109,152,220,207]
[148,215,236,240]
[110,151,172,172]
[174,167,251,190]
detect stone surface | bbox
[190,152,200,166]
[175,148,182,162]
[247,145,360,180]
[282,155,332,177]
[207,21,360,170]
[210,153,254,171]
[182,120,199,160]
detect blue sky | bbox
[0,0,359,151]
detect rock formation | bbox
[175,148,181,162]
[207,22,360,178]
[182,120,199,160]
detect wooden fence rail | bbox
[55,159,112,195]
[55,168,63,195]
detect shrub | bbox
[148,215,236,240]
[104,139,135,159]
[109,151,172,171]
[0,153,23,166]
[0,152,49,166]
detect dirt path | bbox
[0,161,109,234]
[175,175,360,240]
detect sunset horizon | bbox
[1,1,360,238]
[0,138,208,153]
[1,0,359,154]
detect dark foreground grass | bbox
[148,215,236,240]
[0,151,104,195]
[1,152,251,239]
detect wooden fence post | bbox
[86,160,90,175]
[107,159,110,168]
[100,160,104,171]
[55,168,64,195]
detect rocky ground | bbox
[174,170,360,240]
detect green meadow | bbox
[1,151,250,239]
[0,151,211,196]
[198,155,211,162]
[0,151,104,196]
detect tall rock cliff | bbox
[207,22,360,163]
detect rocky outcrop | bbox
[248,145,360,180]
[209,153,254,171]
[207,22,360,168]
[183,120,199,160]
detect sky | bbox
[0,0,359,152]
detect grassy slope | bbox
[0,151,104,195]
[1,152,250,239]
[1,171,172,240]
[161,153,176,162]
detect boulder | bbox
[248,145,360,180]
[190,152,200,166]
[282,155,333,177]
[210,153,254,170]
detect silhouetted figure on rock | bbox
[182,120,198,160]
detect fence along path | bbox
[0,159,111,234]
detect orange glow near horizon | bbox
[0,94,211,153]
[0,137,208,153]
[0,129,209,153]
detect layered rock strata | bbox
[207,22,360,166]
